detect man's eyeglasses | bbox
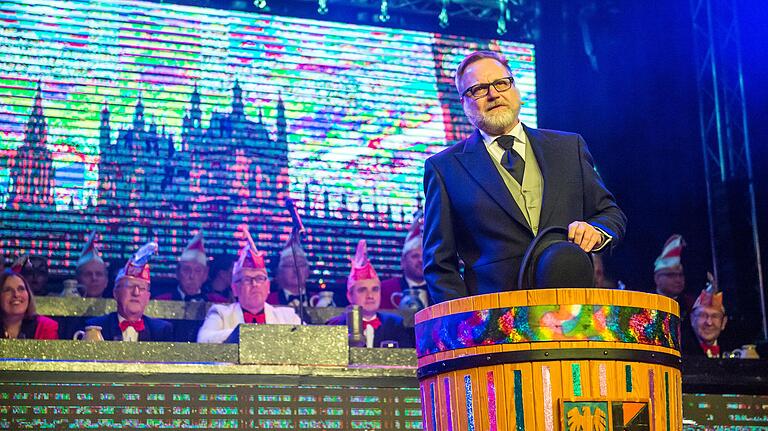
[462,77,515,100]
[693,311,725,322]
[236,275,268,286]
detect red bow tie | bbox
[363,316,381,331]
[243,310,266,324]
[701,342,720,358]
[119,319,145,332]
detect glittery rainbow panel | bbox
[415,304,680,356]
[0,0,537,281]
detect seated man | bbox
[380,214,426,310]
[75,231,109,298]
[681,279,738,358]
[327,240,414,348]
[652,234,695,318]
[197,229,301,343]
[268,234,311,308]
[16,254,50,297]
[154,232,226,302]
[86,242,173,342]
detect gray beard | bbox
[465,106,517,136]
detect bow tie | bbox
[185,293,206,302]
[363,316,381,331]
[119,319,145,332]
[243,310,266,324]
[701,342,720,358]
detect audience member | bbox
[208,255,235,302]
[13,254,50,296]
[327,240,414,348]
[268,234,311,308]
[154,232,226,302]
[380,214,426,310]
[197,228,301,343]
[681,280,735,358]
[1,267,58,339]
[86,242,173,342]
[653,234,695,317]
[75,230,110,298]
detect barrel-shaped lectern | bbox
[415,289,682,431]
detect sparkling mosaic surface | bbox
[0,0,536,284]
[415,304,681,357]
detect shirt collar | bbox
[479,121,526,148]
[404,276,426,288]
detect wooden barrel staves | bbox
[415,288,682,431]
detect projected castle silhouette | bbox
[3,81,414,275]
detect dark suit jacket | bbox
[86,312,174,342]
[327,312,414,348]
[423,126,626,303]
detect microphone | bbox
[285,198,306,235]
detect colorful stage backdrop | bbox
[0,0,537,285]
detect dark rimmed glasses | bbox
[462,77,515,99]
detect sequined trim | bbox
[464,374,475,431]
[486,371,497,431]
[444,377,453,431]
[598,363,608,397]
[415,304,680,356]
[571,363,582,397]
[514,370,525,431]
[542,365,553,431]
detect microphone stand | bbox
[290,226,307,325]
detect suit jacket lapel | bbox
[138,317,150,342]
[107,312,123,341]
[525,125,559,229]
[455,130,532,232]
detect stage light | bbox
[317,0,328,14]
[378,0,390,22]
[253,0,266,9]
[497,0,508,35]
[439,0,449,28]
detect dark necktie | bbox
[496,135,525,184]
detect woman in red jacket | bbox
[0,270,58,339]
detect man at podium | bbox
[422,50,626,303]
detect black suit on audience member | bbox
[85,312,174,342]
[327,311,414,348]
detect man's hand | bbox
[567,221,604,252]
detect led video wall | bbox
[0,0,537,284]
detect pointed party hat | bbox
[233,226,267,277]
[180,231,207,266]
[115,242,158,284]
[76,230,104,268]
[693,274,725,313]
[402,210,423,256]
[279,231,307,266]
[654,234,685,272]
[347,239,379,290]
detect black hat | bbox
[517,226,595,290]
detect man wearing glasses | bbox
[85,242,173,342]
[197,238,300,344]
[423,50,626,303]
